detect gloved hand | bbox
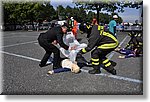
[78,50,84,55]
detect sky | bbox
[50,0,142,23]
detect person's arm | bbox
[80,25,99,54]
[56,28,69,50]
[114,26,116,34]
[114,21,117,35]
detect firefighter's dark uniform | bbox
[38,26,69,69]
[125,31,143,50]
[79,25,119,74]
[125,31,143,56]
[86,23,92,38]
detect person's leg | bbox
[89,48,101,74]
[39,40,61,69]
[52,46,62,69]
[119,49,133,55]
[99,49,117,75]
[39,51,52,67]
[38,37,52,67]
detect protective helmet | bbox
[113,15,118,19]
[70,17,73,19]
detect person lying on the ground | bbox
[115,48,143,58]
[47,59,80,75]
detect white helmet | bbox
[70,17,73,19]
[113,15,118,19]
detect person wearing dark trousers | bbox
[78,25,118,75]
[38,25,69,69]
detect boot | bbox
[39,63,47,67]
[103,65,117,75]
[109,60,117,67]
[88,69,101,74]
[88,65,101,74]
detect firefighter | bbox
[38,24,70,69]
[78,24,119,75]
[125,31,143,50]
[85,22,92,38]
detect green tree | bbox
[3,2,57,30]
[74,0,142,24]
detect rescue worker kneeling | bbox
[78,25,119,75]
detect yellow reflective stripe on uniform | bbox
[98,43,118,49]
[97,26,119,49]
[98,26,104,35]
[86,25,91,29]
[100,30,103,35]
[128,33,131,36]
[103,32,118,42]
[139,42,143,45]
[92,62,99,65]
[101,26,104,30]
[98,32,118,49]
[91,58,99,62]
[98,26,101,30]
[103,59,109,64]
[82,48,87,53]
[105,62,111,67]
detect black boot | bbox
[88,66,101,74]
[39,63,46,67]
[88,69,101,74]
[103,65,117,75]
[109,60,117,67]
[39,62,52,67]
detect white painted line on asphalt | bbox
[34,43,38,45]
[80,69,142,84]
[91,35,143,84]
[2,40,37,48]
[119,35,129,46]
[1,51,142,84]
[1,51,41,62]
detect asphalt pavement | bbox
[1,30,143,95]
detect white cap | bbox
[113,15,118,19]
[70,17,73,19]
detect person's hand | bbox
[52,40,57,45]
[70,45,77,50]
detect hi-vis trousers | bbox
[91,48,115,70]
